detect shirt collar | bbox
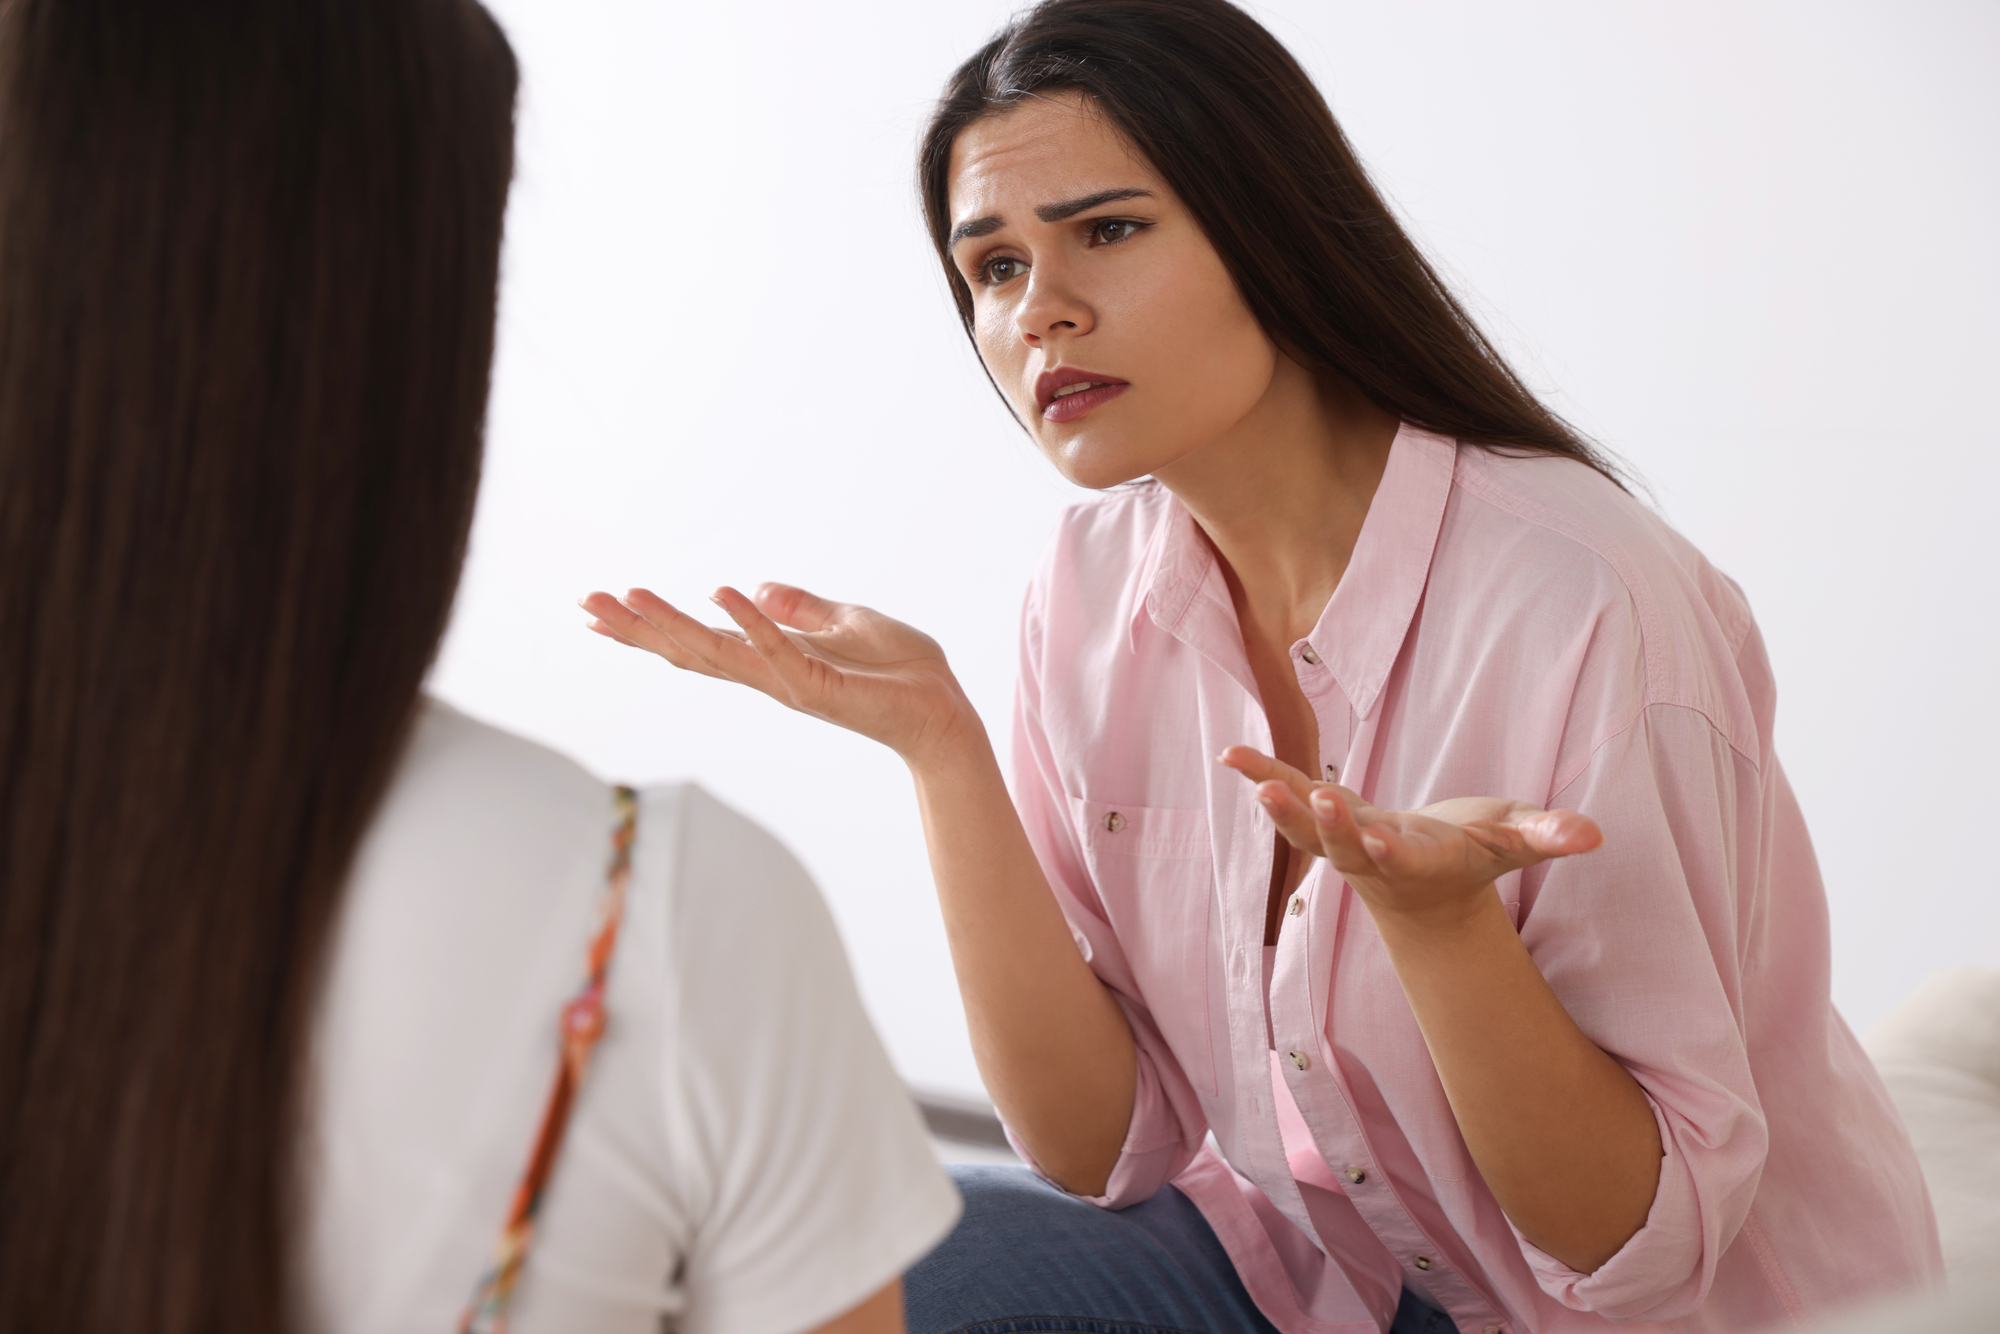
[1135,423,1458,719]
[1313,424,1456,718]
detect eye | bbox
[978,256,1027,285]
[1090,218,1144,245]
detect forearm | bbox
[1373,890,1662,1273]
[907,722,1136,1195]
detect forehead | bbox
[947,93,1157,219]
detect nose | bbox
[1012,265,1093,348]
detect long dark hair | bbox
[0,0,516,1329]
[920,0,1618,479]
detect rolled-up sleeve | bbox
[1005,578,1208,1208]
[1510,701,1773,1319]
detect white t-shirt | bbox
[300,699,959,1334]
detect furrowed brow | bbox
[1035,187,1153,223]
[948,215,1004,246]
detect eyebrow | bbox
[947,187,1155,246]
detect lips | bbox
[1035,366,1130,424]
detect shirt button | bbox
[1413,1255,1435,1271]
[1343,1166,1367,1184]
[1323,763,1339,782]
[1299,644,1323,666]
[1287,1050,1311,1071]
[1287,894,1305,917]
[1103,812,1125,832]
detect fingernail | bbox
[1361,832,1387,858]
[1259,796,1277,811]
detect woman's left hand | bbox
[1219,747,1603,928]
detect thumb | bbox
[1513,808,1603,860]
[754,582,838,632]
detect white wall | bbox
[436,0,2000,1096]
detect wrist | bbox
[1364,882,1510,949]
[898,689,992,775]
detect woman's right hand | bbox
[579,583,979,766]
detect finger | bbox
[1252,779,1336,857]
[709,585,825,699]
[599,588,776,688]
[1511,808,1604,859]
[581,591,696,661]
[753,581,842,633]
[1304,785,1391,877]
[1218,745,1305,787]
[1219,746,1321,805]
[584,617,638,648]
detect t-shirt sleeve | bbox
[658,785,961,1334]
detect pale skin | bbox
[583,93,1662,1276]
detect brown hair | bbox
[919,0,1618,478]
[0,1,516,1329]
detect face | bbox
[946,93,1283,490]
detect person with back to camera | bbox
[583,1,1943,1331]
[0,1,959,1332]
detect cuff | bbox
[1003,1050,1201,1210]
[1515,1092,1712,1320]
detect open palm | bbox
[1221,747,1604,923]
[580,583,975,762]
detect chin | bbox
[1042,429,1171,492]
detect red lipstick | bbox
[1035,366,1130,424]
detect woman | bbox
[0,2,955,1332]
[583,0,1939,1331]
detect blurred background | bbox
[434,0,2000,1099]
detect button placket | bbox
[1269,1026,1504,1332]
[1286,1058,1498,1330]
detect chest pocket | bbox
[1070,796,1218,1097]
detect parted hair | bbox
[919,0,1619,479]
[0,1,516,1329]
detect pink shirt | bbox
[1009,426,1941,1334]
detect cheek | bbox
[973,307,1035,421]
[1114,265,1276,442]
[1165,268,1270,392]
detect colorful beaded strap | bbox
[459,785,638,1334]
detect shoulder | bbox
[1053,477,1176,538]
[1020,481,1174,644]
[1441,448,1766,761]
[353,697,614,908]
[634,783,816,904]
[1449,449,1750,640]
[382,696,608,826]
[1029,481,1173,591]
[632,782,845,980]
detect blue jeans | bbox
[908,1165,1456,1334]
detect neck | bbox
[1152,357,1398,645]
